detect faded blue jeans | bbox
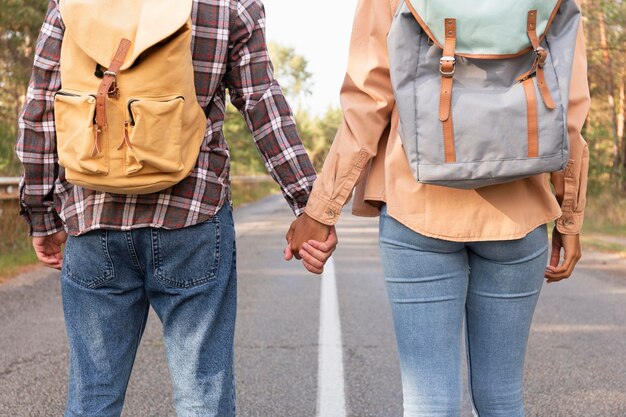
[379,206,547,417]
[61,205,236,417]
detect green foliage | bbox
[0,199,34,277]
[0,0,48,175]
[583,0,626,192]
[583,190,626,235]
[268,42,313,106]
[0,122,20,175]
[224,103,267,176]
[231,178,279,207]
[296,107,343,171]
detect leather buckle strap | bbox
[438,18,457,163]
[93,38,131,156]
[521,10,556,110]
[522,78,539,158]
[103,70,119,98]
[535,47,548,68]
[439,56,456,77]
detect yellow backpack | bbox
[54,0,207,194]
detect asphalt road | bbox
[0,194,625,417]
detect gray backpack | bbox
[388,0,581,188]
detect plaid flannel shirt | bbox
[17,0,316,237]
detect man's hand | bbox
[544,227,582,283]
[284,214,337,274]
[32,230,68,270]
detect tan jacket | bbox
[305,0,590,242]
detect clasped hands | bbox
[284,213,337,274]
[32,214,338,275]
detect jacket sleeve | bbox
[304,0,396,225]
[16,0,66,237]
[551,9,590,235]
[225,0,316,216]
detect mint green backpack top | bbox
[389,0,581,188]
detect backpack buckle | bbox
[535,47,548,68]
[439,56,456,77]
[103,70,119,98]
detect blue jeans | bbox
[379,207,547,417]
[61,205,236,417]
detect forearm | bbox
[226,0,316,215]
[553,9,590,235]
[304,0,396,225]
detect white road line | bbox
[316,257,347,417]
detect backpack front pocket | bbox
[54,92,108,175]
[124,96,185,176]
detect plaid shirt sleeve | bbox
[225,0,316,216]
[16,0,65,237]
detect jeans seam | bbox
[151,228,159,280]
[96,230,115,286]
[125,231,145,277]
[118,304,149,408]
[468,245,549,266]
[465,305,481,417]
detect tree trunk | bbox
[597,6,621,188]
[621,77,626,191]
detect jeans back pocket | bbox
[153,219,221,289]
[64,230,115,288]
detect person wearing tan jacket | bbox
[285,0,590,415]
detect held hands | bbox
[284,213,338,274]
[32,230,68,271]
[544,227,582,283]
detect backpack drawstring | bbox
[92,126,102,157]
[118,121,133,151]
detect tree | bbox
[582,0,626,192]
[0,0,48,175]
[296,107,342,171]
[267,42,313,107]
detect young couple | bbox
[18,0,589,416]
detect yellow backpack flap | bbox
[55,0,207,194]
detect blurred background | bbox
[1,0,625,278]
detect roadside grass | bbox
[0,177,280,280]
[579,237,626,255]
[0,250,38,283]
[579,191,626,256]
[582,191,626,237]
[0,198,34,280]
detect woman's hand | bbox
[544,227,582,283]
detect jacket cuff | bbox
[556,211,584,235]
[304,191,343,226]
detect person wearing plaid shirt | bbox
[16,0,335,415]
